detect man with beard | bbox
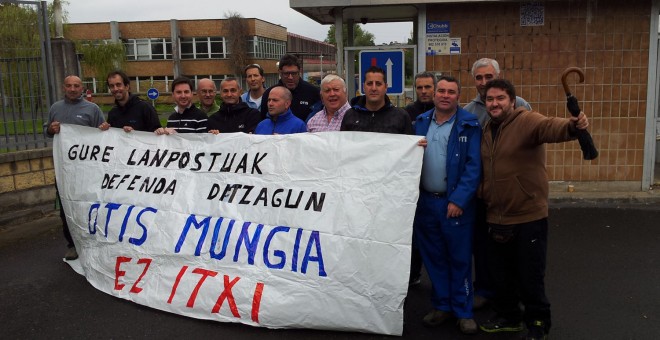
[479,79,589,340]
[463,58,532,310]
[100,70,161,133]
[207,77,261,134]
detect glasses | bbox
[280,71,299,78]
[199,90,215,95]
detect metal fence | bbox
[0,0,53,152]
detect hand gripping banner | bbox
[53,125,423,335]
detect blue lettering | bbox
[103,203,122,237]
[88,203,100,234]
[210,218,234,260]
[233,222,264,264]
[263,226,290,269]
[174,214,211,255]
[130,207,156,246]
[302,231,327,277]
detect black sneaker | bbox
[479,317,524,333]
[525,320,548,340]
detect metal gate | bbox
[0,0,54,152]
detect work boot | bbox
[64,247,78,261]
[458,318,478,334]
[422,310,452,327]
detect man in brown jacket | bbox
[478,79,589,340]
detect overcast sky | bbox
[62,0,412,45]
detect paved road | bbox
[1,204,659,339]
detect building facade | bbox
[65,18,336,104]
[292,0,659,189]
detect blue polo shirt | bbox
[421,111,455,193]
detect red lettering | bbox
[114,256,132,290]
[187,268,218,308]
[211,275,241,317]
[168,266,188,304]
[129,258,152,294]
[251,282,265,323]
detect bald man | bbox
[44,75,106,261]
[254,86,307,134]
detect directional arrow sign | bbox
[147,88,159,100]
[359,50,405,95]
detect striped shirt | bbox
[306,101,351,132]
[166,105,208,133]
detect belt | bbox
[425,191,447,198]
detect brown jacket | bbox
[480,107,576,225]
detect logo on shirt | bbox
[459,136,467,143]
[300,101,309,106]
[238,124,245,129]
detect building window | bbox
[127,76,173,93]
[180,37,226,59]
[124,38,172,60]
[82,77,99,94]
[247,36,286,59]
[184,75,228,90]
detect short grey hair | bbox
[471,58,501,77]
[320,74,347,93]
[220,77,241,89]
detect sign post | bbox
[359,50,405,95]
[147,87,159,107]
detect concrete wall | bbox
[426,0,651,182]
[0,149,55,214]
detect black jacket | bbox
[207,101,261,133]
[108,94,161,132]
[404,100,435,122]
[259,80,322,122]
[340,95,412,135]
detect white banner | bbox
[54,125,423,335]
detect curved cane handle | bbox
[561,67,585,96]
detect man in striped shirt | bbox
[155,76,208,135]
[307,74,350,132]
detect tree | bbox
[76,41,126,93]
[0,2,56,113]
[225,11,248,78]
[404,30,414,85]
[325,24,375,47]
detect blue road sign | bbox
[359,50,405,95]
[147,88,159,100]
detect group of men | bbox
[46,54,590,339]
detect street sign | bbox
[359,50,405,95]
[147,88,159,100]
